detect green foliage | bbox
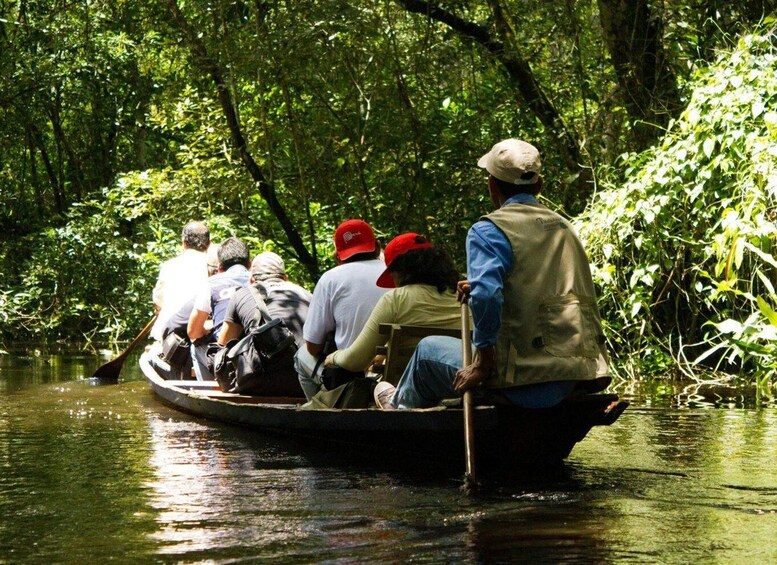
[578,31,777,381]
[0,162,296,343]
[1,0,774,378]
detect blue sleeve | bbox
[466,220,513,348]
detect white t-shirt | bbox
[151,249,208,341]
[303,258,388,349]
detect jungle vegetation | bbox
[1,0,776,382]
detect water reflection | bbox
[1,349,776,563]
[610,376,777,409]
[145,415,321,556]
[570,407,777,563]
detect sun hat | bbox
[477,139,541,185]
[334,219,377,261]
[376,232,433,288]
[251,251,285,281]
[206,243,220,273]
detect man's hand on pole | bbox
[456,280,471,304]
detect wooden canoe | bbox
[140,352,628,470]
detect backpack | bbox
[213,284,303,397]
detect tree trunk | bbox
[597,0,681,149]
[25,128,45,220]
[27,122,65,215]
[164,0,317,277]
[46,90,85,200]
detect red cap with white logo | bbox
[334,219,377,261]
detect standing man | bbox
[296,219,388,399]
[375,139,609,410]
[150,221,210,343]
[187,237,251,380]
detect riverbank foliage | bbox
[578,32,777,383]
[1,1,776,381]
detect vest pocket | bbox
[537,294,600,358]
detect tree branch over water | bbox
[394,0,582,178]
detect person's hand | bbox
[456,280,471,303]
[453,345,495,394]
[454,363,490,394]
[324,353,336,367]
[367,354,386,373]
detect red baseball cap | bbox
[376,232,434,288]
[334,219,377,261]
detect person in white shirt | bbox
[187,237,252,380]
[150,221,210,343]
[296,219,388,399]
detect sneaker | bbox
[373,381,397,410]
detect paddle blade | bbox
[90,315,157,382]
[90,355,126,382]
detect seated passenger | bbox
[214,251,312,397]
[159,243,220,341]
[187,237,252,380]
[151,221,210,343]
[374,139,609,410]
[148,223,211,379]
[324,233,464,377]
[296,219,388,399]
[218,251,312,347]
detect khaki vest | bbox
[482,203,609,388]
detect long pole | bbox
[461,303,477,486]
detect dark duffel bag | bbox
[161,331,191,368]
[214,318,302,397]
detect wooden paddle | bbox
[460,302,477,487]
[90,315,157,382]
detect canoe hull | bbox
[140,352,627,470]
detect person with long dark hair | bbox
[324,232,463,374]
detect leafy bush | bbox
[578,31,777,383]
[0,164,277,345]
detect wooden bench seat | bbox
[372,323,465,385]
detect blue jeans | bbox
[392,336,462,409]
[191,342,213,381]
[392,336,577,409]
[295,347,325,400]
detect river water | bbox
[1,347,776,564]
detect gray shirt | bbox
[224,278,312,347]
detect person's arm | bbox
[187,283,212,340]
[454,345,496,393]
[218,290,245,345]
[218,320,243,345]
[466,221,512,348]
[302,276,333,358]
[453,221,512,392]
[152,263,168,311]
[187,308,209,340]
[306,341,323,357]
[326,293,393,371]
